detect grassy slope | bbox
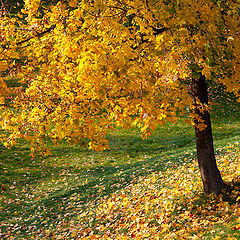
[0,111,239,239]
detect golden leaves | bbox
[0,0,239,154]
[73,8,83,19]
[69,0,77,8]
[0,61,8,72]
[202,64,212,79]
[24,0,41,18]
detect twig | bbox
[16,25,56,46]
[15,28,38,32]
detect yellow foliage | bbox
[0,0,239,153]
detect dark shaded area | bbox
[208,82,240,119]
[222,178,240,205]
[1,0,24,14]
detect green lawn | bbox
[0,110,239,239]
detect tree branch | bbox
[16,25,56,46]
[152,26,169,35]
[1,25,56,49]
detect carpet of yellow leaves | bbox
[42,142,239,239]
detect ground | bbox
[0,111,239,239]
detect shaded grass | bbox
[0,115,239,238]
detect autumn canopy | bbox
[0,0,239,194]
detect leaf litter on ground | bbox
[16,142,239,239]
[0,121,239,239]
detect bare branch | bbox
[16,25,56,46]
[0,25,56,49]
[15,28,38,32]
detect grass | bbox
[0,109,239,239]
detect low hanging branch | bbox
[0,25,56,49]
[152,26,169,35]
[16,25,56,46]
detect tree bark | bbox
[192,73,225,195]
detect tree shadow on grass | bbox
[0,122,239,238]
[0,144,66,187]
[0,140,196,238]
[221,178,240,205]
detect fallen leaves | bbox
[27,143,239,239]
[76,143,239,239]
[0,139,239,239]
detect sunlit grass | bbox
[0,113,239,239]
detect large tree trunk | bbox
[192,73,225,195]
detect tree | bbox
[0,0,239,194]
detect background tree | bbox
[0,0,239,194]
